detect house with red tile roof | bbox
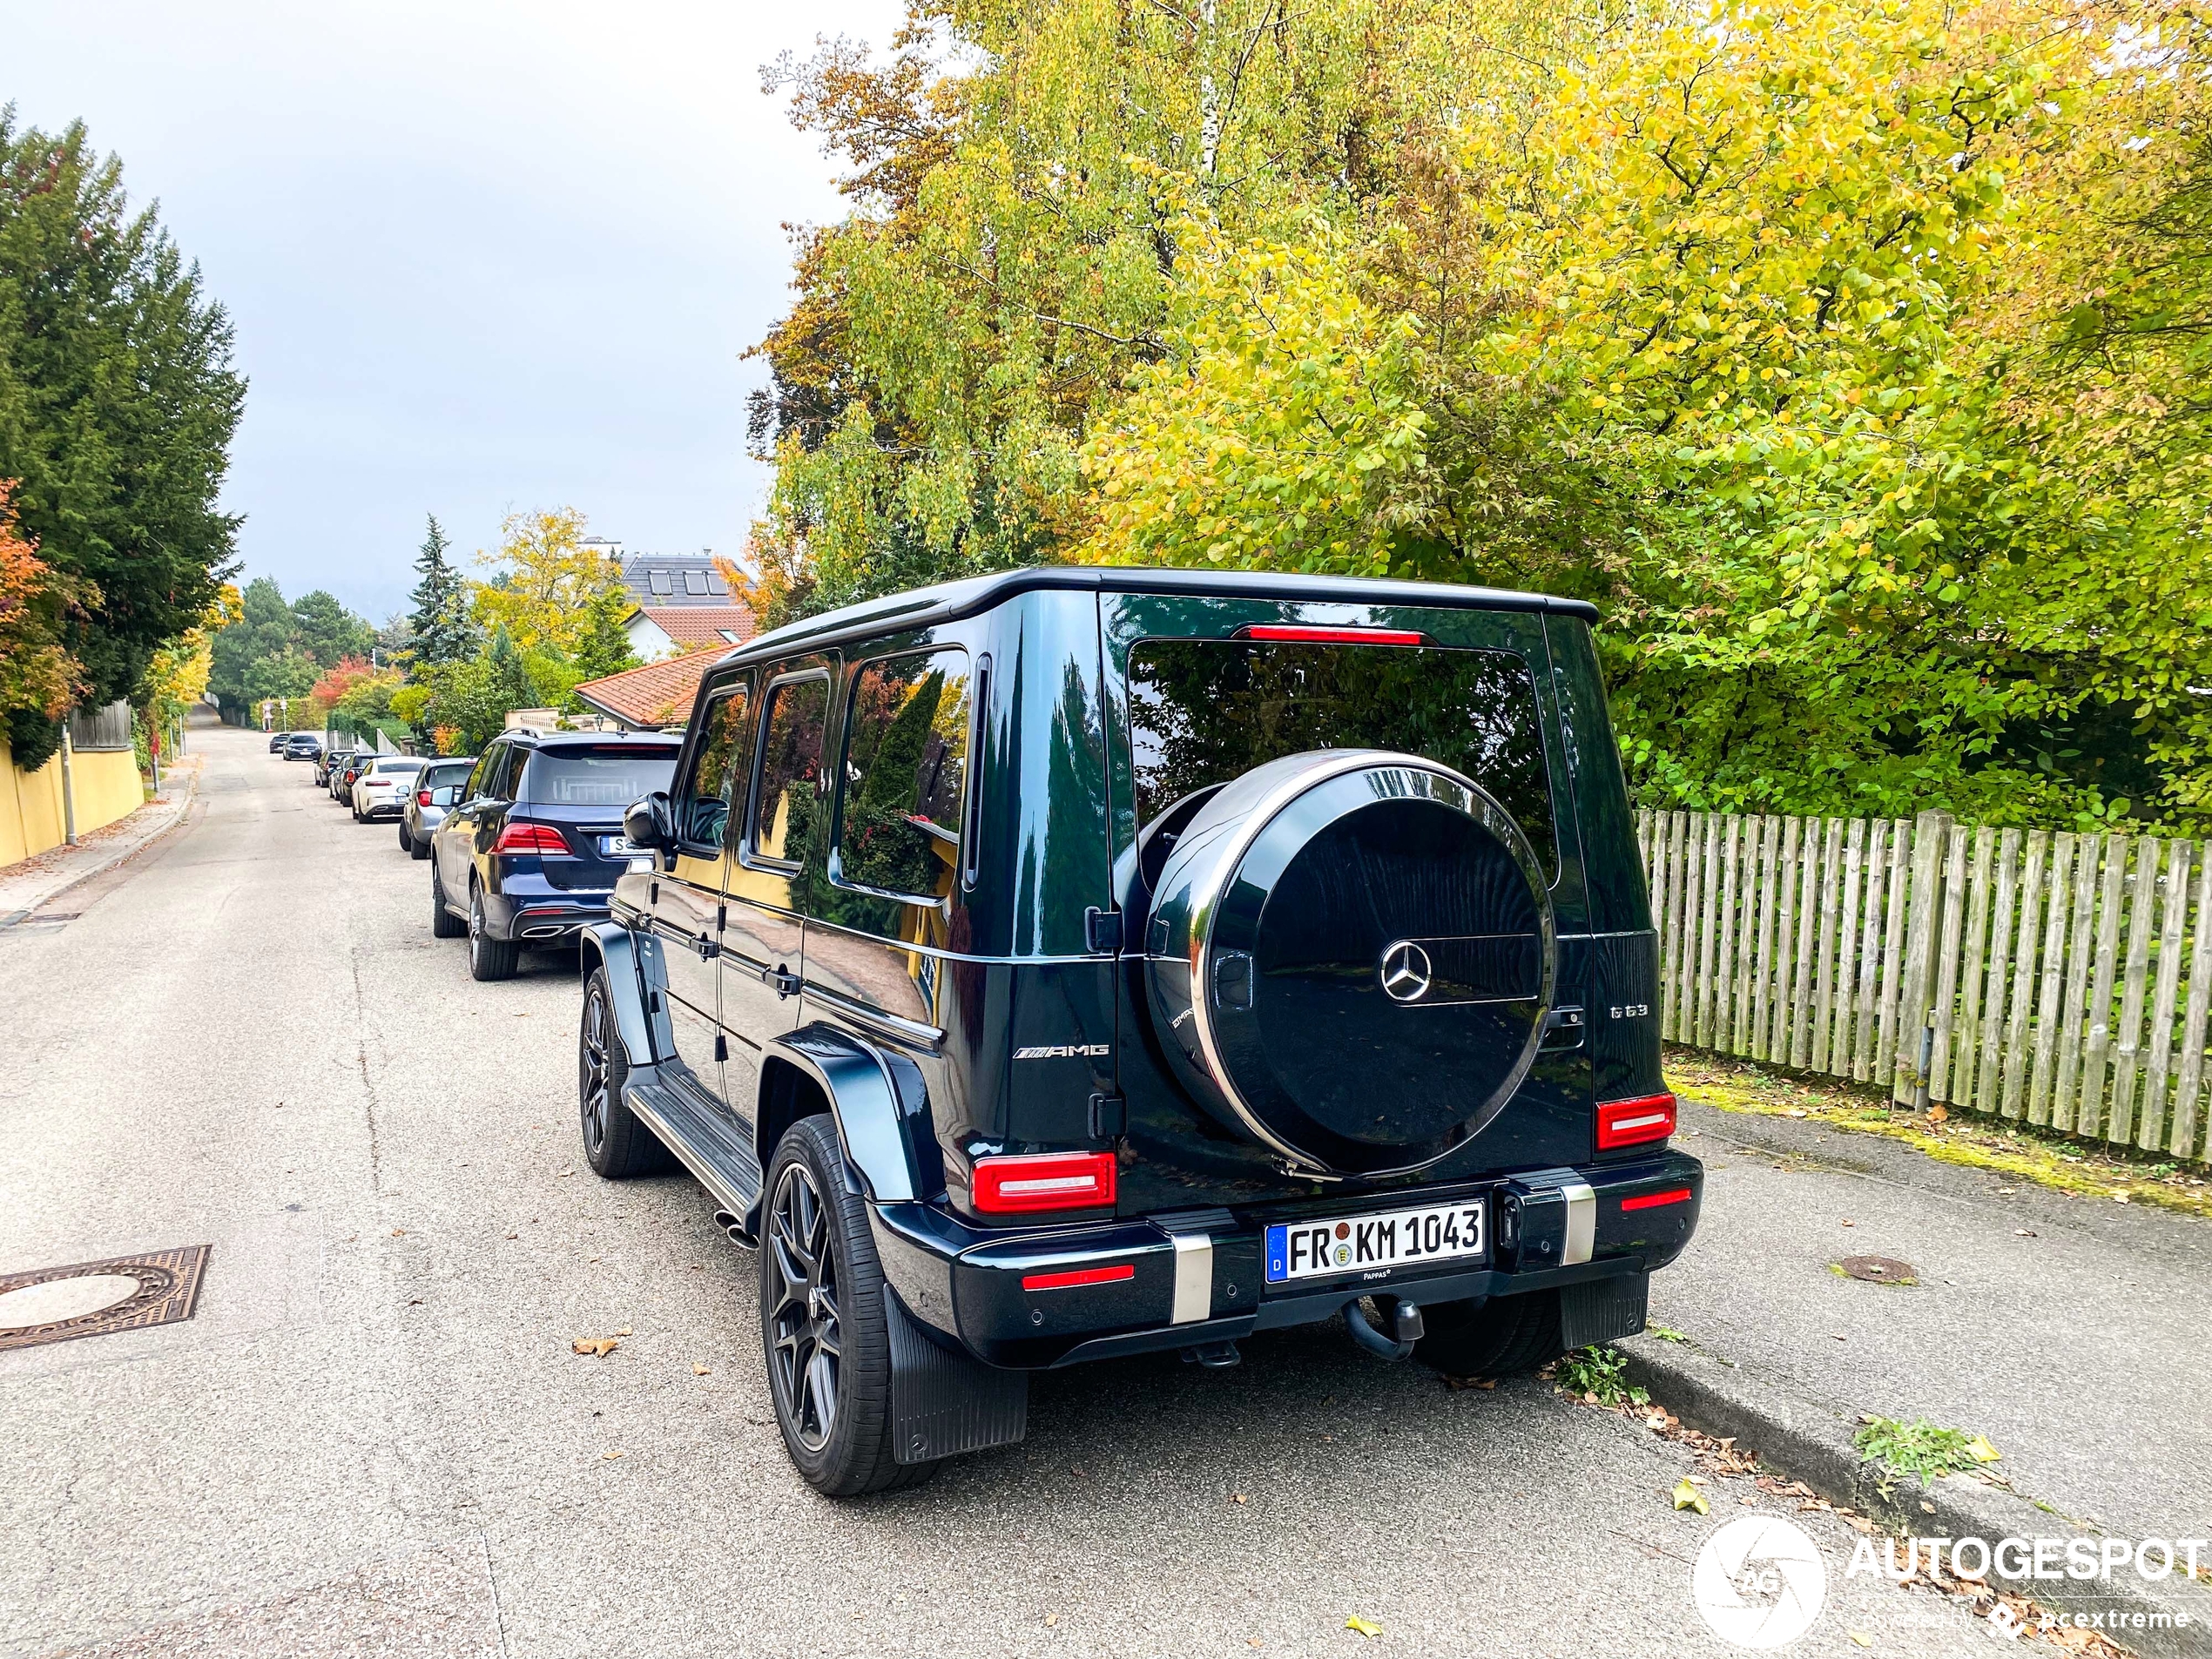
[570,653,717,732]
[623,603,757,662]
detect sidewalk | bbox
[0,752,202,925]
[1628,1093,2212,1647]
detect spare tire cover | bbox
[1144,750,1554,1177]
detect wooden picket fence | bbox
[1636,810,2212,1165]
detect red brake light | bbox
[1597,1093,1677,1151]
[494,823,572,856]
[972,1151,1117,1215]
[1622,1187,1694,1212]
[1022,1264,1136,1291]
[1240,624,1426,646]
[416,789,432,806]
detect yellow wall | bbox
[0,744,146,868]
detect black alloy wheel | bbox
[577,968,668,1177]
[757,1117,935,1496]
[765,1157,841,1454]
[467,880,519,981]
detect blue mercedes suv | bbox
[428,730,681,981]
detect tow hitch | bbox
[1344,1297,1425,1361]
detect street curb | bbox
[1620,1337,2212,1658]
[0,762,201,926]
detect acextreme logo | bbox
[1013,1044,1111,1060]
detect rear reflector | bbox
[1596,1092,1677,1150]
[494,822,572,855]
[1621,1187,1694,1212]
[973,1151,1117,1215]
[1240,624,1426,646]
[1021,1264,1136,1292]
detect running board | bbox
[624,1076,764,1238]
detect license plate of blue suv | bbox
[1265,1198,1487,1285]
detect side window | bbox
[491,745,525,802]
[676,678,752,850]
[836,649,970,900]
[749,674,829,866]
[467,745,503,801]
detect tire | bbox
[468,880,520,981]
[759,1117,939,1497]
[1413,1289,1565,1379]
[408,829,430,860]
[398,820,411,852]
[430,860,466,939]
[578,967,673,1177]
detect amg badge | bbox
[1013,1043,1111,1060]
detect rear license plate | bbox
[1264,1198,1487,1285]
[601,835,640,856]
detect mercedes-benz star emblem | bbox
[1379,940,1433,1003]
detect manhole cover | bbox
[1834,1254,1918,1285]
[0,1244,209,1352]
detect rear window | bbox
[523,745,678,807]
[1126,638,1557,877]
[371,758,423,773]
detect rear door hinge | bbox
[1089,1091,1127,1138]
[714,1033,728,1062]
[1084,907,1124,954]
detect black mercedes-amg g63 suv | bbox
[577,568,1698,1495]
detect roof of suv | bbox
[725,565,1602,665]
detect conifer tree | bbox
[407,516,475,666]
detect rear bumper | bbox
[870,1149,1703,1368]
[483,873,612,941]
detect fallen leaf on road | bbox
[1044,1613,1058,1628]
[1840,1218,1856,1227]
[2015,1228,2037,1238]
[504,1232,518,1240]
[1850,1632,1871,1648]
[616,1326,632,1336]
[601,1450,623,1460]
[1928,1105,1948,1123]
[572,1337,618,1357]
[558,1170,575,1178]
[1785,1108,1807,1117]
[408,1298,423,1306]
[2113,1190,2130,1204]
[1233,1493,1248,1504]
[1965,1435,2001,1464]
[693,1362,711,1376]
[390,1229,406,1238]
[1345,1615,1384,1638]
[1443,1375,1496,1391]
[1672,1479,1710,1514]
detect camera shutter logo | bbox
[1692,1516,1828,1649]
[1379,940,1433,1003]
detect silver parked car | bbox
[350,754,425,823]
[400,756,476,859]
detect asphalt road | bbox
[0,721,2002,1658]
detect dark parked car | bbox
[429,732,680,979]
[283,734,322,763]
[268,731,289,753]
[401,757,476,859]
[575,568,1700,1496]
[314,747,354,787]
[331,752,374,801]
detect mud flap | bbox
[887,1287,1028,1465]
[1558,1270,1649,1350]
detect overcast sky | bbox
[8,0,904,624]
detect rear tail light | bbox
[416,789,432,806]
[1238,624,1426,646]
[494,822,572,856]
[972,1151,1116,1215]
[1597,1093,1677,1151]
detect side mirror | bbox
[624,791,673,850]
[435,785,462,806]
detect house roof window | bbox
[706,573,728,595]
[649,570,673,595]
[684,570,708,595]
